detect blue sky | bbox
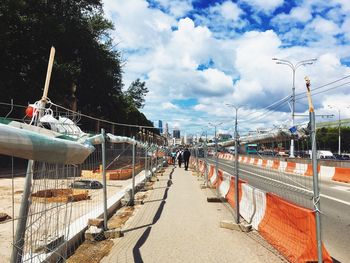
[103,0,350,137]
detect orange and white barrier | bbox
[333,167,350,183]
[217,171,231,198]
[258,193,332,263]
[209,166,218,186]
[218,154,350,184]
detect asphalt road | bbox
[206,157,350,263]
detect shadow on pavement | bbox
[131,184,171,262]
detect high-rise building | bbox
[158,120,163,134]
[165,123,169,135]
[173,129,180,139]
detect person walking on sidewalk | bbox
[171,150,176,166]
[183,148,191,170]
[177,149,183,167]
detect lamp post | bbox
[208,122,222,181]
[226,104,240,223]
[328,105,341,155]
[327,105,350,155]
[272,57,317,158]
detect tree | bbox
[125,79,149,109]
[0,0,154,134]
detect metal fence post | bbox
[195,144,199,175]
[101,129,108,230]
[311,110,322,262]
[234,113,240,224]
[204,142,208,186]
[11,160,34,263]
[145,146,148,180]
[131,137,136,205]
[305,77,322,263]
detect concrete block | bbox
[207,197,226,203]
[104,228,124,239]
[88,218,104,228]
[84,226,105,241]
[220,220,252,232]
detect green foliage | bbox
[124,79,149,109]
[316,126,350,152]
[0,0,153,134]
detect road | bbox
[206,157,350,263]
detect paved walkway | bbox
[102,166,286,263]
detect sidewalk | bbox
[101,166,286,263]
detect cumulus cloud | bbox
[240,0,284,13]
[102,0,350,135]
[103,0,175,49]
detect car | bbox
[341,154,350,160]
[70,180,103,189]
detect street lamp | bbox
[208,122,223,185]
[272,57,317,158]
[328,105,350,155]
[226,104,240,224]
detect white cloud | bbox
[153,0,193,17]
[240,0,284,13]
[161,102,179,109]
[211,1,243,21]
[307,16,341,36]
[103,0,175,49]
[102,0,350,135]
[289,6,312,22]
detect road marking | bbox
[331,186,350,191]
[207,159,350,207]
[320,194,350,206]
[208,159,313,195]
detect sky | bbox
[102,0,350,137]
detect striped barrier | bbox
[333,167,350,183]
[209,165,218,186]
[218,154,350,184]
[258,193,332,263]
[202,164,332,262]
[225,176,244,209]
[217,171,231,198]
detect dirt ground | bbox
[66,190,151,262]
[0,175,137,262]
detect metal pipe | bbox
[131,136,136,205]
[310,111,322,263]
[101,129,108,230]
[234,107,240,224]
[11,160,34,263]
[305,76,322,263]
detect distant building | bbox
[158,120,163,134]
[165,123,169,135]
[173,129,180,139]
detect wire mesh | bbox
[0,101,165,262]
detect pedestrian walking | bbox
[171,150,176,166]
[177,149,183,168]
[183,148,191,170]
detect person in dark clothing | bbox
[183,148,191,170]
[177,149,183,168]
